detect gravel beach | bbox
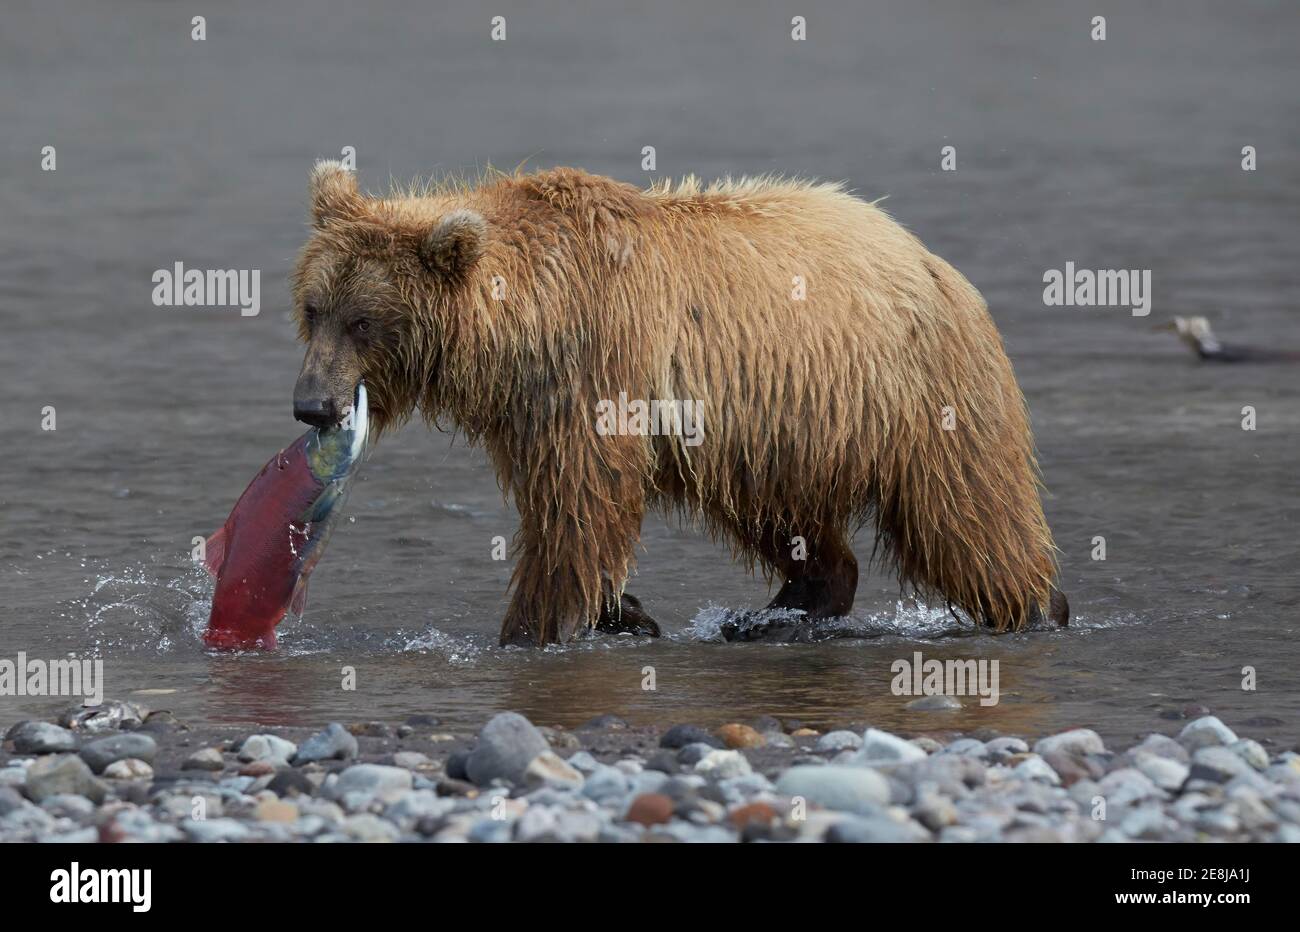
[2,701,1297,843]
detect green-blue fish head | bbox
[307,382,368,484]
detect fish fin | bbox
[289,576,310,617]
[203,526,228,578]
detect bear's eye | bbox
[302,304,319,326]
[350,318,371,336]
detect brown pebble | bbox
[791,727,820,737]
[239,760,276,777]
[1041,750,1104,787]
[625,793,674,827]
[729,801,778,828]
[716,723,767,749]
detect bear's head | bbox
[290,161,488,436]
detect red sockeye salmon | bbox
[202,384,368,649]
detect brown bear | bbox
[291,161,1068,646]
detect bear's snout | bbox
[293,394,340,429]
[293,366,349,428]
[293,335,360,429]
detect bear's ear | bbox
[309,160,362,226]
[419,209,487,278]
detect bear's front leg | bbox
[595,585,660,637]
[496,432,648,647]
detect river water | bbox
[1,0,1297,745]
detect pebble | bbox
[392,751,435,771]
[11,722,78,754]
[985,737,1030,759]
[523,751,584,790]
[825,813,930,843]
[906,696,962,711]
[694,749,752,780]
[267,770,316,798]
[237,734,297,766]
[1013,756,1061,786]
[182,748,225,772]
[1178,716,1237,751]
[943,738,989,758]
[1188,746,1255,783]
[1134,733,1190,764]
[676,742,719,767]
[328,764,414,807]
[1098,768,1162,807]
[24,754,105,804]
[1033,728,1105,757]
[775,765,891,815]
[565,751,600,773]
[102,758,153,780]
[465,712,550,786]
[255,799,300,822]
[1135,752,1190,792]
[1226,738,1269,772]
[815,730,863,752]
[293,723,358,764]
[79,733,157,774]
[625,793,674,826]
[660,724,723,749]
[183,818,252,843]
[728,800,779,828]
[342,813,400,842]
[852,728,928,765]
[582,764,632,801]
[716,724,766,749]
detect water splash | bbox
[683,599,974,643]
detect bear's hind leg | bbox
[721,527,858,642]
[765,535,858,620]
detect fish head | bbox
[308,383,369,483]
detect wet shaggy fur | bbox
[291,162,1061,645]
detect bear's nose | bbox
[294,397,338,429]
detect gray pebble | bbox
[1188,746,1255,784]
[1033,728,1105,757]
[825,813,929,843]
[182,748,225,772]
[1226,738,1269,772]
[465,712,550,786]
[237,734,297,765]
[1013,756,1061,786]
[1134,752,1189,793]
[79,733,157,774]
[815,730,863,752]
[582,764,632,801]
[1178,716,1237,751]
[852,729,927,765]
[694,749,752,780]
[328,764,414,807]
[292,723,358,764]
[12,722,78,755]
[775,765,891,814]
[24,754,105,804]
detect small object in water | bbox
[202,384,368,650]
[59,699,148,734]
[1157,316,1300,363]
